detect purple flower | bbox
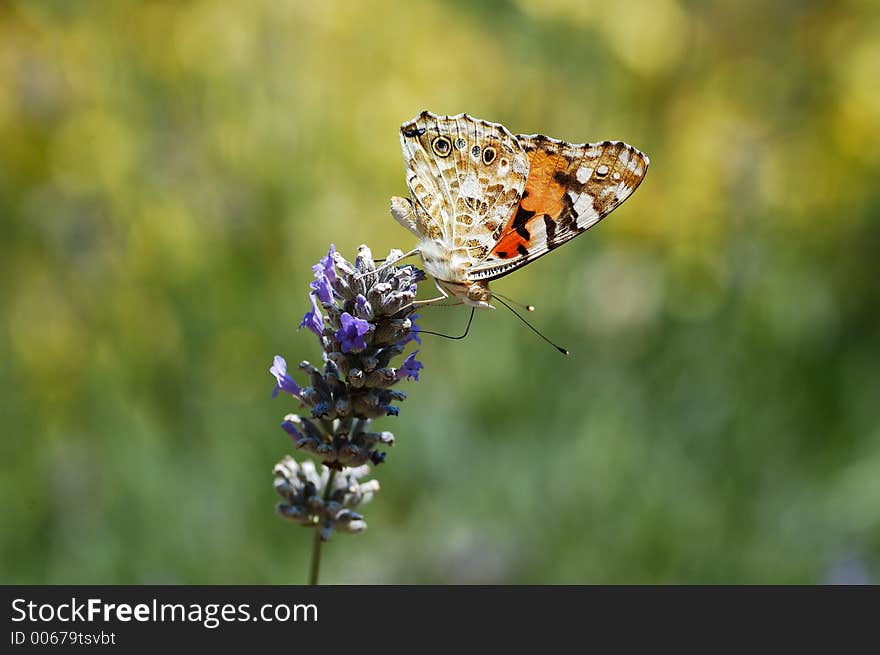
[310,274,333,304]
[335,312,371,352]
[270,355,302,398]
[396,351,424,381]
[309,245,336,304]
[312,244,337,285]
[355,293,372,319]
[299,293,324,336]
[399,313,421,346]
[281,419,302,438]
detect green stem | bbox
[308,467,336,585]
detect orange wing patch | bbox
[490,139,574,259]
[472,136,648,279]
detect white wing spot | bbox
[490,205,510,223]
[576,166,593,183]
[612,171,621,181]
[569,190,599,221]
[460,172,479,198]
[596,164,609,177]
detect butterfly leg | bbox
[395,278,449,313]
[412,295,449,307]
[410,278,450,307]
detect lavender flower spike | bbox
[272,245,427,551]
[273,244,426,465]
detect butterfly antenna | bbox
[492,291,535,312]
[494,296,569,356]
[416,307,475,340]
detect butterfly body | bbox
[392,111,649,308]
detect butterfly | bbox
[390,110,649,308]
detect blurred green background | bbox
[2,0,879,584]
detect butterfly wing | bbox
[468,135,649,280]
[399,111,530,262]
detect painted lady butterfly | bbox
[391,111,649,308]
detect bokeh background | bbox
[2,0,879,584]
